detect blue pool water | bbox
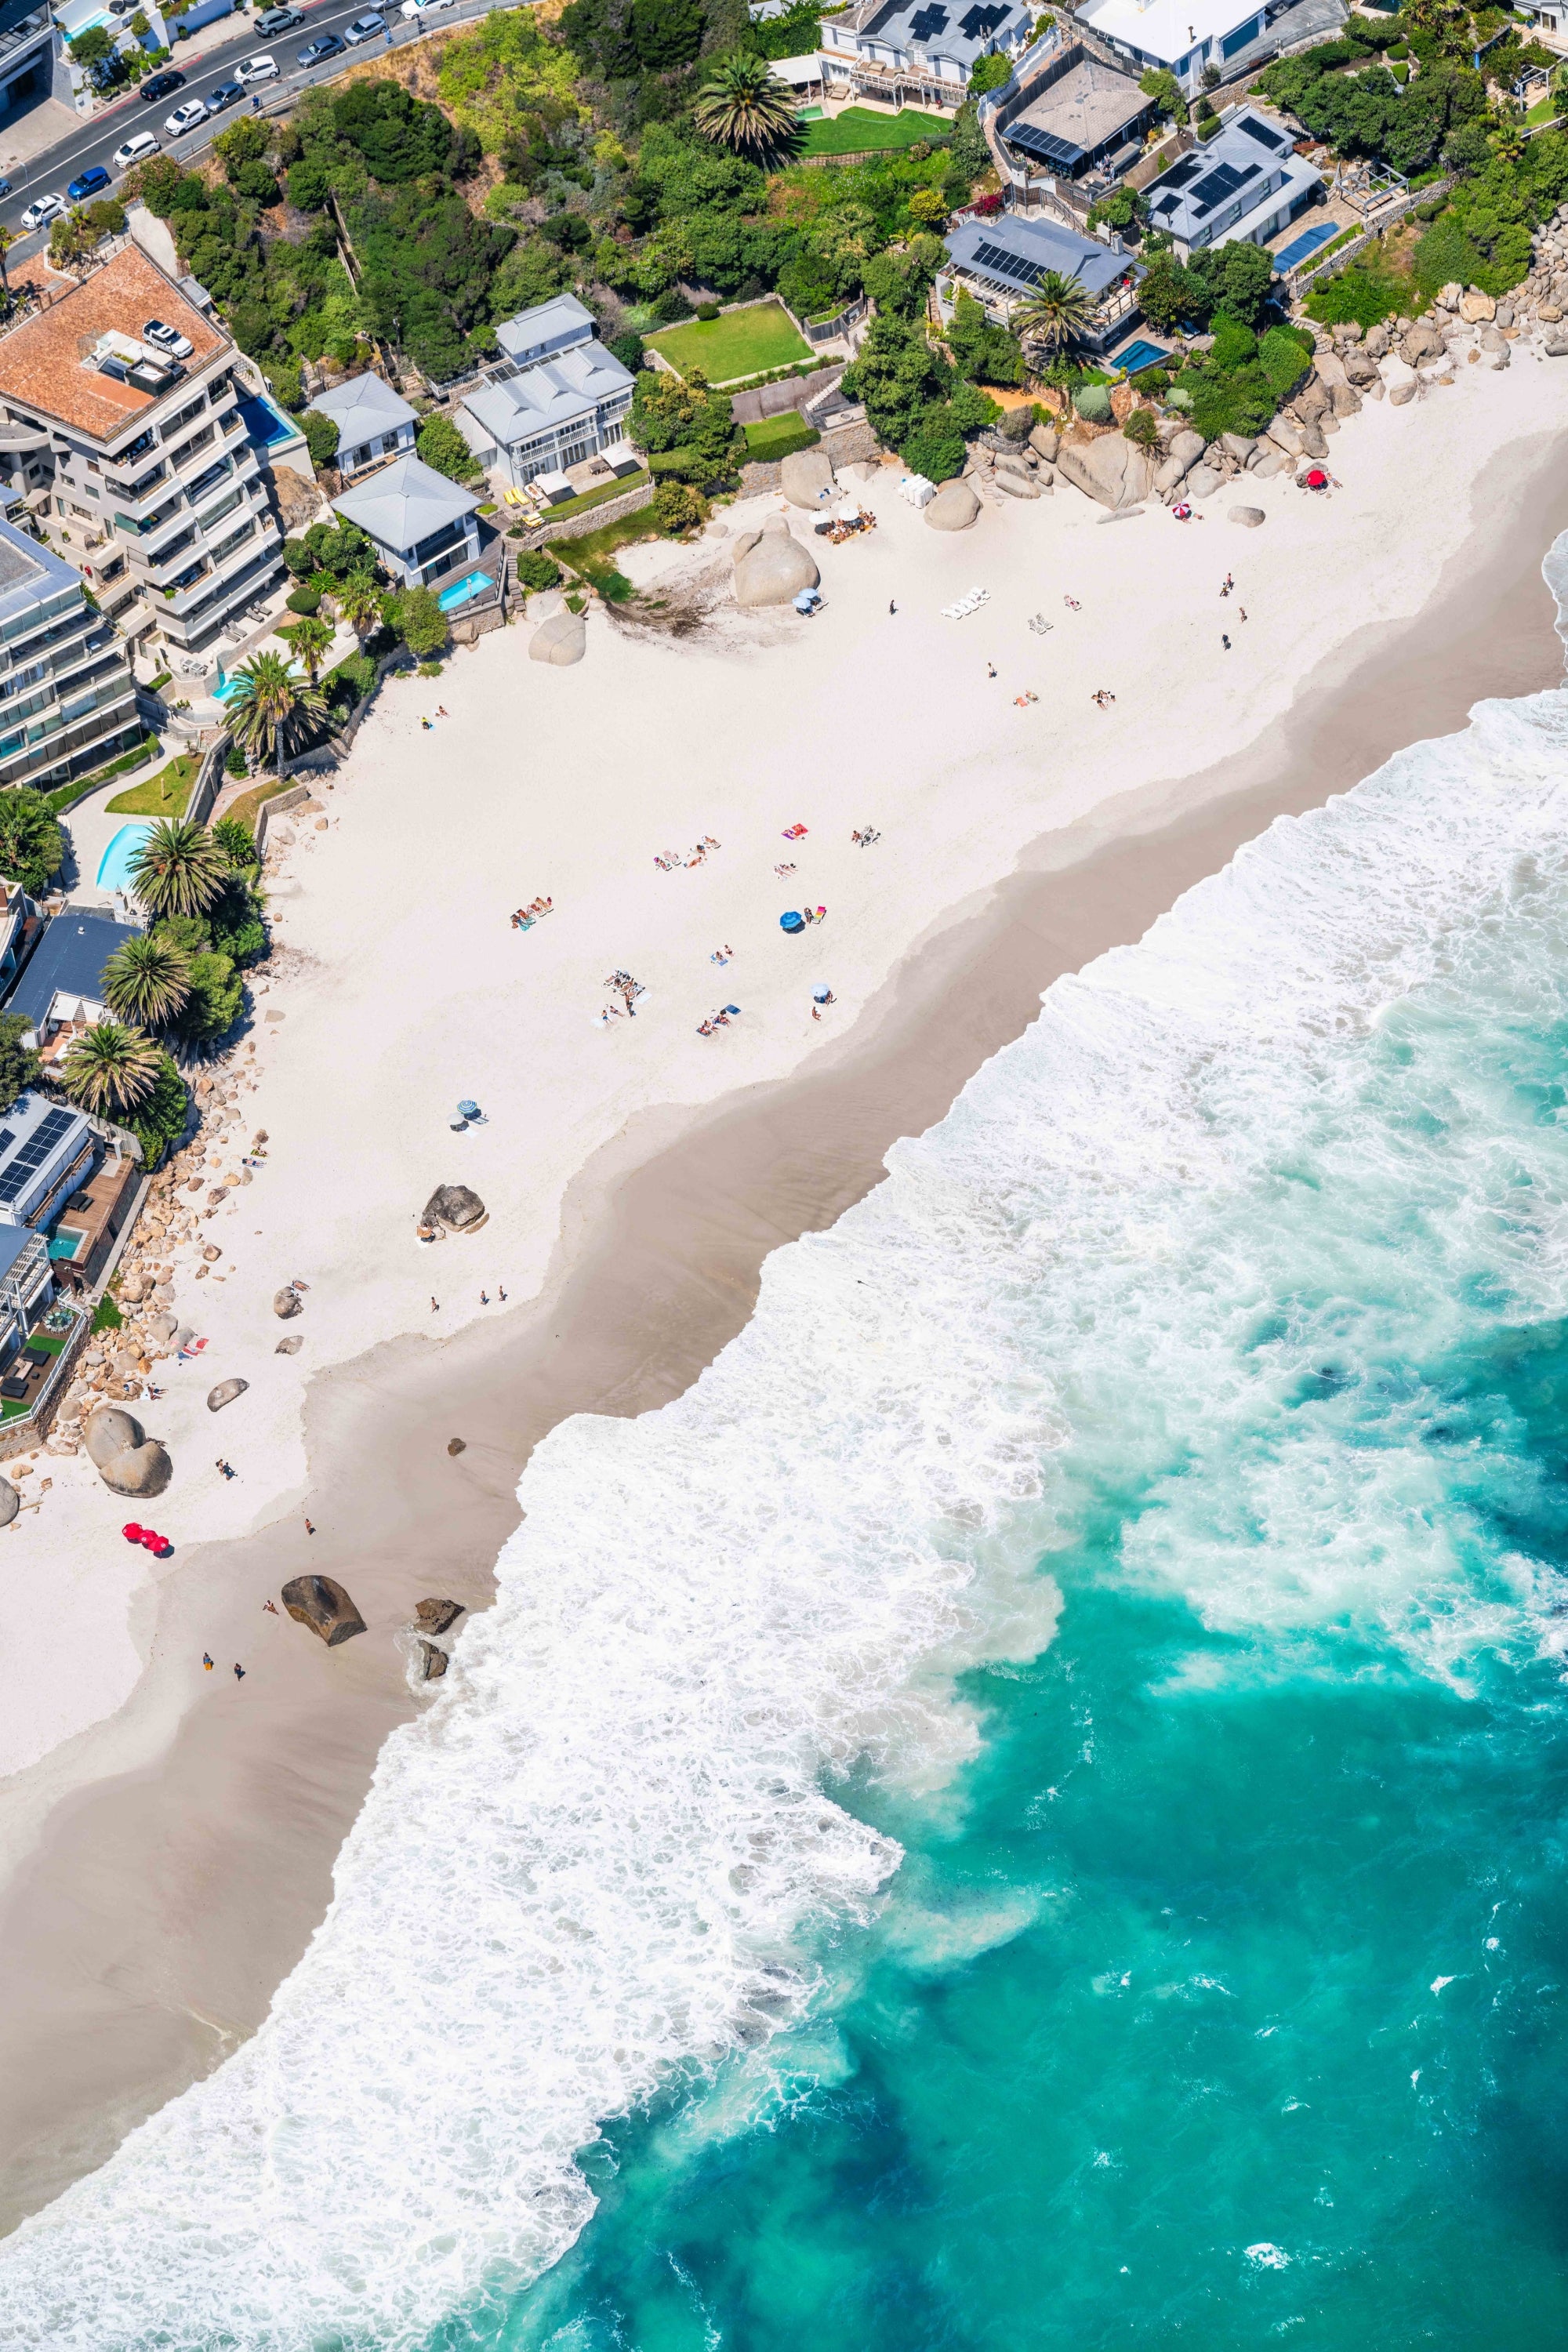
[1113,337,1170,376]
[95,822,153,895]
[1272,219,1341,273]
[438,570,494,613]
[236,395,299,450]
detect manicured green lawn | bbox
[1527,91,1559,125]
[107,753,196,818]
[220,776,296,831]
[649,304,811,383]
[798,105,953,155]
[527,467,650,524]
[742,414,822,461]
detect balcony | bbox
[184,454,234,506]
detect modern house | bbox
[1142,104,1322,252]
[4,905,144,1073]
[0,1089,96,1232]
[0,246,285,658]
[938,210,1142,347]
[305,372,419,481]
[821,0,1034,110]
[0,516,138,795]
[0,1221,53,1379]
[456,296,637,491]
[992,34,1160,187]
[330,454,483,592]
[1074,0,1348,99]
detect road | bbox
[0,0,525,259]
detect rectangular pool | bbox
[1272,220,1341,274]
[437,570,495,613]
[1112,338,1171,377]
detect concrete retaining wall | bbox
[517,481,655,549]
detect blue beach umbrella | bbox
[780,910,805,935]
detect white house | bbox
[305,372,418,480]
[1075,0,1346,97]
[0,1089,96,1231]
[1142,103,1322,252]
[456,295,636,491]
[330,454,482,592]
[821,0,1034,111]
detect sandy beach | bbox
[1,351,1566,2228]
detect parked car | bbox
[140,67,184,102]
[204,78,245,115]
[401,0,456,15]
[66,165,111,204]
[164,98,208,136]
[111,130,162,172]
[143,318,194,359]
[296,29,344,63]
[0,180,11,201]
[236,52,279,85]
[20,193,64,232]
[342,13,387,43]
[254,2,303,29]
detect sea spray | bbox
[4,586,1568,2347]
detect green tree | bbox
[212,815,257,869]
[1190,238,1276,328]
[1139,66,1188,124]
[301,411,339,471]
[416,410,481,483]
[60,1022,163,1118]
[173,948,244,1043]
[861,234,946,320]
[842,311,955,446]
[514,548,562,591]
[0,788,64,895]
[1011,268,1098,356]
[386,586,448,660]
[693,51,800,161]
[129,819,229,920]
[946,288,1024,386]
[898,410,967,482]
[332,567,385,638]
[67,24,114,71]
[278,613,336,686]
[631,0,705,70]
[123,1050,190,1168]
[630,363,740,480]
[102,933,192,1029]
[0,1012,39,1116]
[652,479,703,531]
[1136,251,1212,335]
[967,52,1013,97]
[224,651,328,774]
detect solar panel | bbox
[909,2,948,37]
[0,1131,13,1163]
[971,238,1051,289]
[1189,158,1258,215]
[1159,155,1203,188]
[1007,121,1087,169]
[957,2,1008,34]
[1236,114,1285,150]
[0,1108,76,1207]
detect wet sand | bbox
[0,426,1564,2233]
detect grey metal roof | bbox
[307,371,419,447]
[1144,106,1294,238]
[4,906,140,1033]
[0,517,82,627]
[859,0,1026,63]
[0,1218,38,1279]
[331,454,481,552]
[944,212,1132,299]
[495,293,596,367]
[460,339,634,452]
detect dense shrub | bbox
[0,787,64,895]
[514,548,564,590]
[417,411,482,482]
[1121,407,1158,448]
[1305,258,1408,328]
[898,414,967,484]
[125,1053,191,1170]
[652,480,704,531]
[1073,382,1112,422]
[285,585,323,615]
[301,411,339,470]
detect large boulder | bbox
[423,1184,488,1233]
[1229,506,1266,528]
[779,448,835,509]
[1185,464,1222,500]
[1400,320,1445,365]
[85,1406,141,1469]
[1252,450,1292,479]
[419,1640,449,1681]
[100,1440,172,1497]
[274,1287,303,1319]
[1459,288,1496,323]
[1265,416,1304,457]
[528,608,586,666]
[924,478,981,531]
[1028,422,1059,463]
[1545,336,1568,358]
[281,1573,367,1647]
[207,1378,249,1413]
[1294,372,1330,419]
[1055,434,1152,510]
[993,466,1040,499]
[732,515,819,608]
[415,1597,465,1635]
[1218,431,1256,464]
[0,1479,16,1527]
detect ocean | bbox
[5,554,1568,2350]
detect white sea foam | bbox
[5,586,1568,2348]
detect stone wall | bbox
[517,481,655,549]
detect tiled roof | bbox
[0,248,227,446]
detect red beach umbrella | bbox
[122,1522,145,1542]
[1305,468,1328,490]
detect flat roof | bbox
[1007,53,1152,166]
[0,247,228,447]
[945,210,1133,298]
[0,1089,89,1215]
[1078,0,1274,65]
[0,1219,39,1280]
[3,906,140,1033]
[332,453,481,550]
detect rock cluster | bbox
[731,515,820,607]
[963,428,1055,503]
[83,1406,172,1497]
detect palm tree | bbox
[693,51,800,162]
[60,1022,162,1118]
[1012,269,1099,358]
[332,568,383,639]
[278,612,334,685]
[224,648,328,776]
[102,932,191,1030]
[128,818,229,921]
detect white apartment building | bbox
[0,514,137,793]
[1075,0,1345,98]
[0,247,285,659]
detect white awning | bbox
[771,51,826,82]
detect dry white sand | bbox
[2,352,1566,1814]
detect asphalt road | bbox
[0,0,523,257]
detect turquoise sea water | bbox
[6,560,1568,2350]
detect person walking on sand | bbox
[986,662,997,678]
[304,1517,315,1536]
[1222,633,1231,651]
[431,1297,440,1313]
[263,1599,278,1615]
[1239,607,1248,622]
[889,598,897,615]
[233,1663,246,1682]
[499,1284,507,1301]
[203,1653,214,1671]
[480,1290,489,1305]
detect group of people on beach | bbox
[655,837,721,872]
[510,897,553,929]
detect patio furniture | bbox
[1,1377,29,1402]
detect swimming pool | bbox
[96,822,154,895]
[1112,337,1171,376]
[437,570,494,613]
[237,395,300,450]
[1272,219,1341,274]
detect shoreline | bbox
[0,423,1566,2232]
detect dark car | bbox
[139,68,185,102]
[296,30,345,64]
[204,78,245,114]
[66,165,111,203]
[255,3,303,29]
